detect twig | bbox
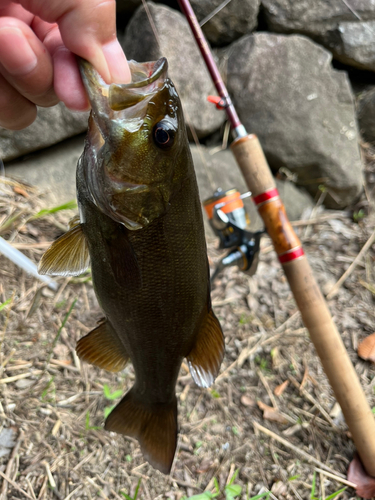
[326,228,375,299]
[253,422,346,477]
[288,375,336,428]
[258,369,278,409]
[314,467,356,488]
[0,370,42,384]
[0,471,33,500]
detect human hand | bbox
[0,0,131,130]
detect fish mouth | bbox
[79,57,168,121]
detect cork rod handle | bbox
[231,134,375,477]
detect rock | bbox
[5,135,84,205]
[224,33,363,208]
[0,103,88,162]
[261,0,375,71]
[122,2,224,138]
[261,0,375,37]
[325,21,375,71]
[190,144,314,233]
[357,86,375,143]
[190,0,260,46]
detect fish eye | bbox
[153,121,175,149]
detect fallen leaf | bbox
[241,395,255,407]
[347,453,375,499]
[13,186,29,198]
[257,401,288,424]
[274,380,289,397]
[358,332,375,362]
[271,481,288,496]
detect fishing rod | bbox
[178,0,375,478]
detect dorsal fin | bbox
[76,319,129,372]
[38,217,89,276]
[187,308,225,388]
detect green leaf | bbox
[32,200,77,220]
[210,389,221,398]
[228,469,239,486]
[133,478,142,500]
[104,406,115,418]
[103,383,123,400]
[213,478,220,493]
[325,487,346,500]
[0,298,12,312]
[288,475,300,481]
[120,493,132,500]
[247,493,270,500]
[310,471,317,500]
[225,484,242,499]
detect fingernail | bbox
[102,39,131,84]
[0,27,37,76]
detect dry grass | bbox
[0,169,375,500]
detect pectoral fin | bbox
[187,309,224,388]
[76,319,129,372]
[38,217,89,276]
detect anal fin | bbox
[187,308,224,388]
[105,388,178,474]
[76,319,129,372]
[38,217,89,276]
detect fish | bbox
[38,57,224,474]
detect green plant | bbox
[102,384,123,418]
[183,470,246,500]
[85,411,100,431]
[40,376,56,402]
[120,478,141,500]
[310,471,346,500]
[0,297,12,312]
[353,209,365,223]
[31,200,77,220]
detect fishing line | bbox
[199,0,233,27]
[341,0,362,20]
[139,0,218,192]
[140,0,162,48]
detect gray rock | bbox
[357,86,375,142]
[224,33,363,208]
[261,0,375,36]
[190,144,314,234]
[5,135,84,205]
[0,103,88,162]
[190,0,260,46]
[122,2,224,138]
[325,21,375,71]
[261,0,375,71]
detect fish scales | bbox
[39,57,224,474]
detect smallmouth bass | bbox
[39,58,224,474]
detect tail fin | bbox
[104,388,178,474]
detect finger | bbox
[16,0,130,84]
[30,17,89,110]
[0,17,58,107]
[0,2,33,25]
[0,72,37,130]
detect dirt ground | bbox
[0,145,375,500]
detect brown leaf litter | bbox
[1,161,375,499]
